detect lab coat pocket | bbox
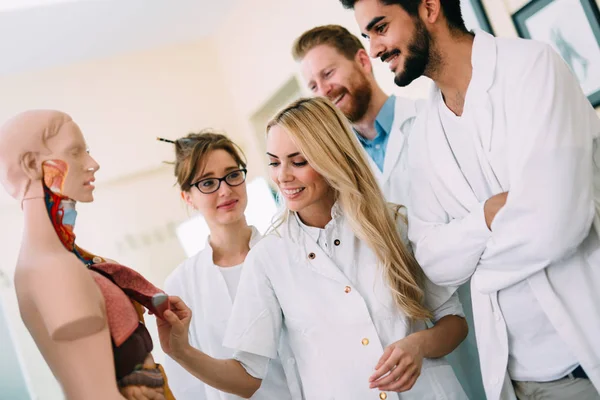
[283,315,312,335]
[283,315,318,358]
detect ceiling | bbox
[0,0,238,76]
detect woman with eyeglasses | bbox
[161,131,300,400]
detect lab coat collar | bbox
[198,225,261,306]
[370,97,418,185]
[422,89,480,209]
[203,225,261,254]
[418,30,503,208]
[290,201,344,240]
[466,30,497,154]
[470,30,497,95]
[284,204,351,286]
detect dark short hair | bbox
[292,25,365,62]
[339,0,467,33]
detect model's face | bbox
[182,149,248,227]
[266,124,331,213]
[43,121,99,202]
[300,45,373,122]
[354,0,431,87]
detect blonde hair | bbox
[267,97,431,320]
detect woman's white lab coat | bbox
[223,207,468,400]
[408,30,600,400]
[163,227,301,400]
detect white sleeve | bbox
[223,240,283,360]
[233,351,271,380]
[407,128,492,287]
[428,287,464,323]
[420,273,464,323]
[394,209,464,322]
[474,45,600,293]
[163,271,208,400]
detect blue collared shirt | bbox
[355,95,396,172]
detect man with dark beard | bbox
[292,25,420,208]
[342,1,600,400]
[292,24,484,400]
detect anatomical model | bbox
[0,110,174,399]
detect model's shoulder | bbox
[16,251,83,283]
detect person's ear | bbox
[20,152,43,181]
[181,190,195,209]
[422,0,442,25]
[355,49,373,75]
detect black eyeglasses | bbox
[191,169,247,194]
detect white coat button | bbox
[362,338,370,346]
[334,239,341,246]
[379,393,387,400]
[344,286,352,294]
[308,252,316,260]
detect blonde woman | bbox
[159,98,468,399]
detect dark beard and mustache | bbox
[381,19,434,87]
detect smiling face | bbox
[182,149,248,227]
[354,0,432,87]
[43,121,99,203]
[266,124,332,215]
[300,44,374,122]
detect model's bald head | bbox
[0,110,74,200]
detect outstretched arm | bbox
[157,296,261,399]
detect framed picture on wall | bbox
[513,0,600,107]
[461,0,494,34]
